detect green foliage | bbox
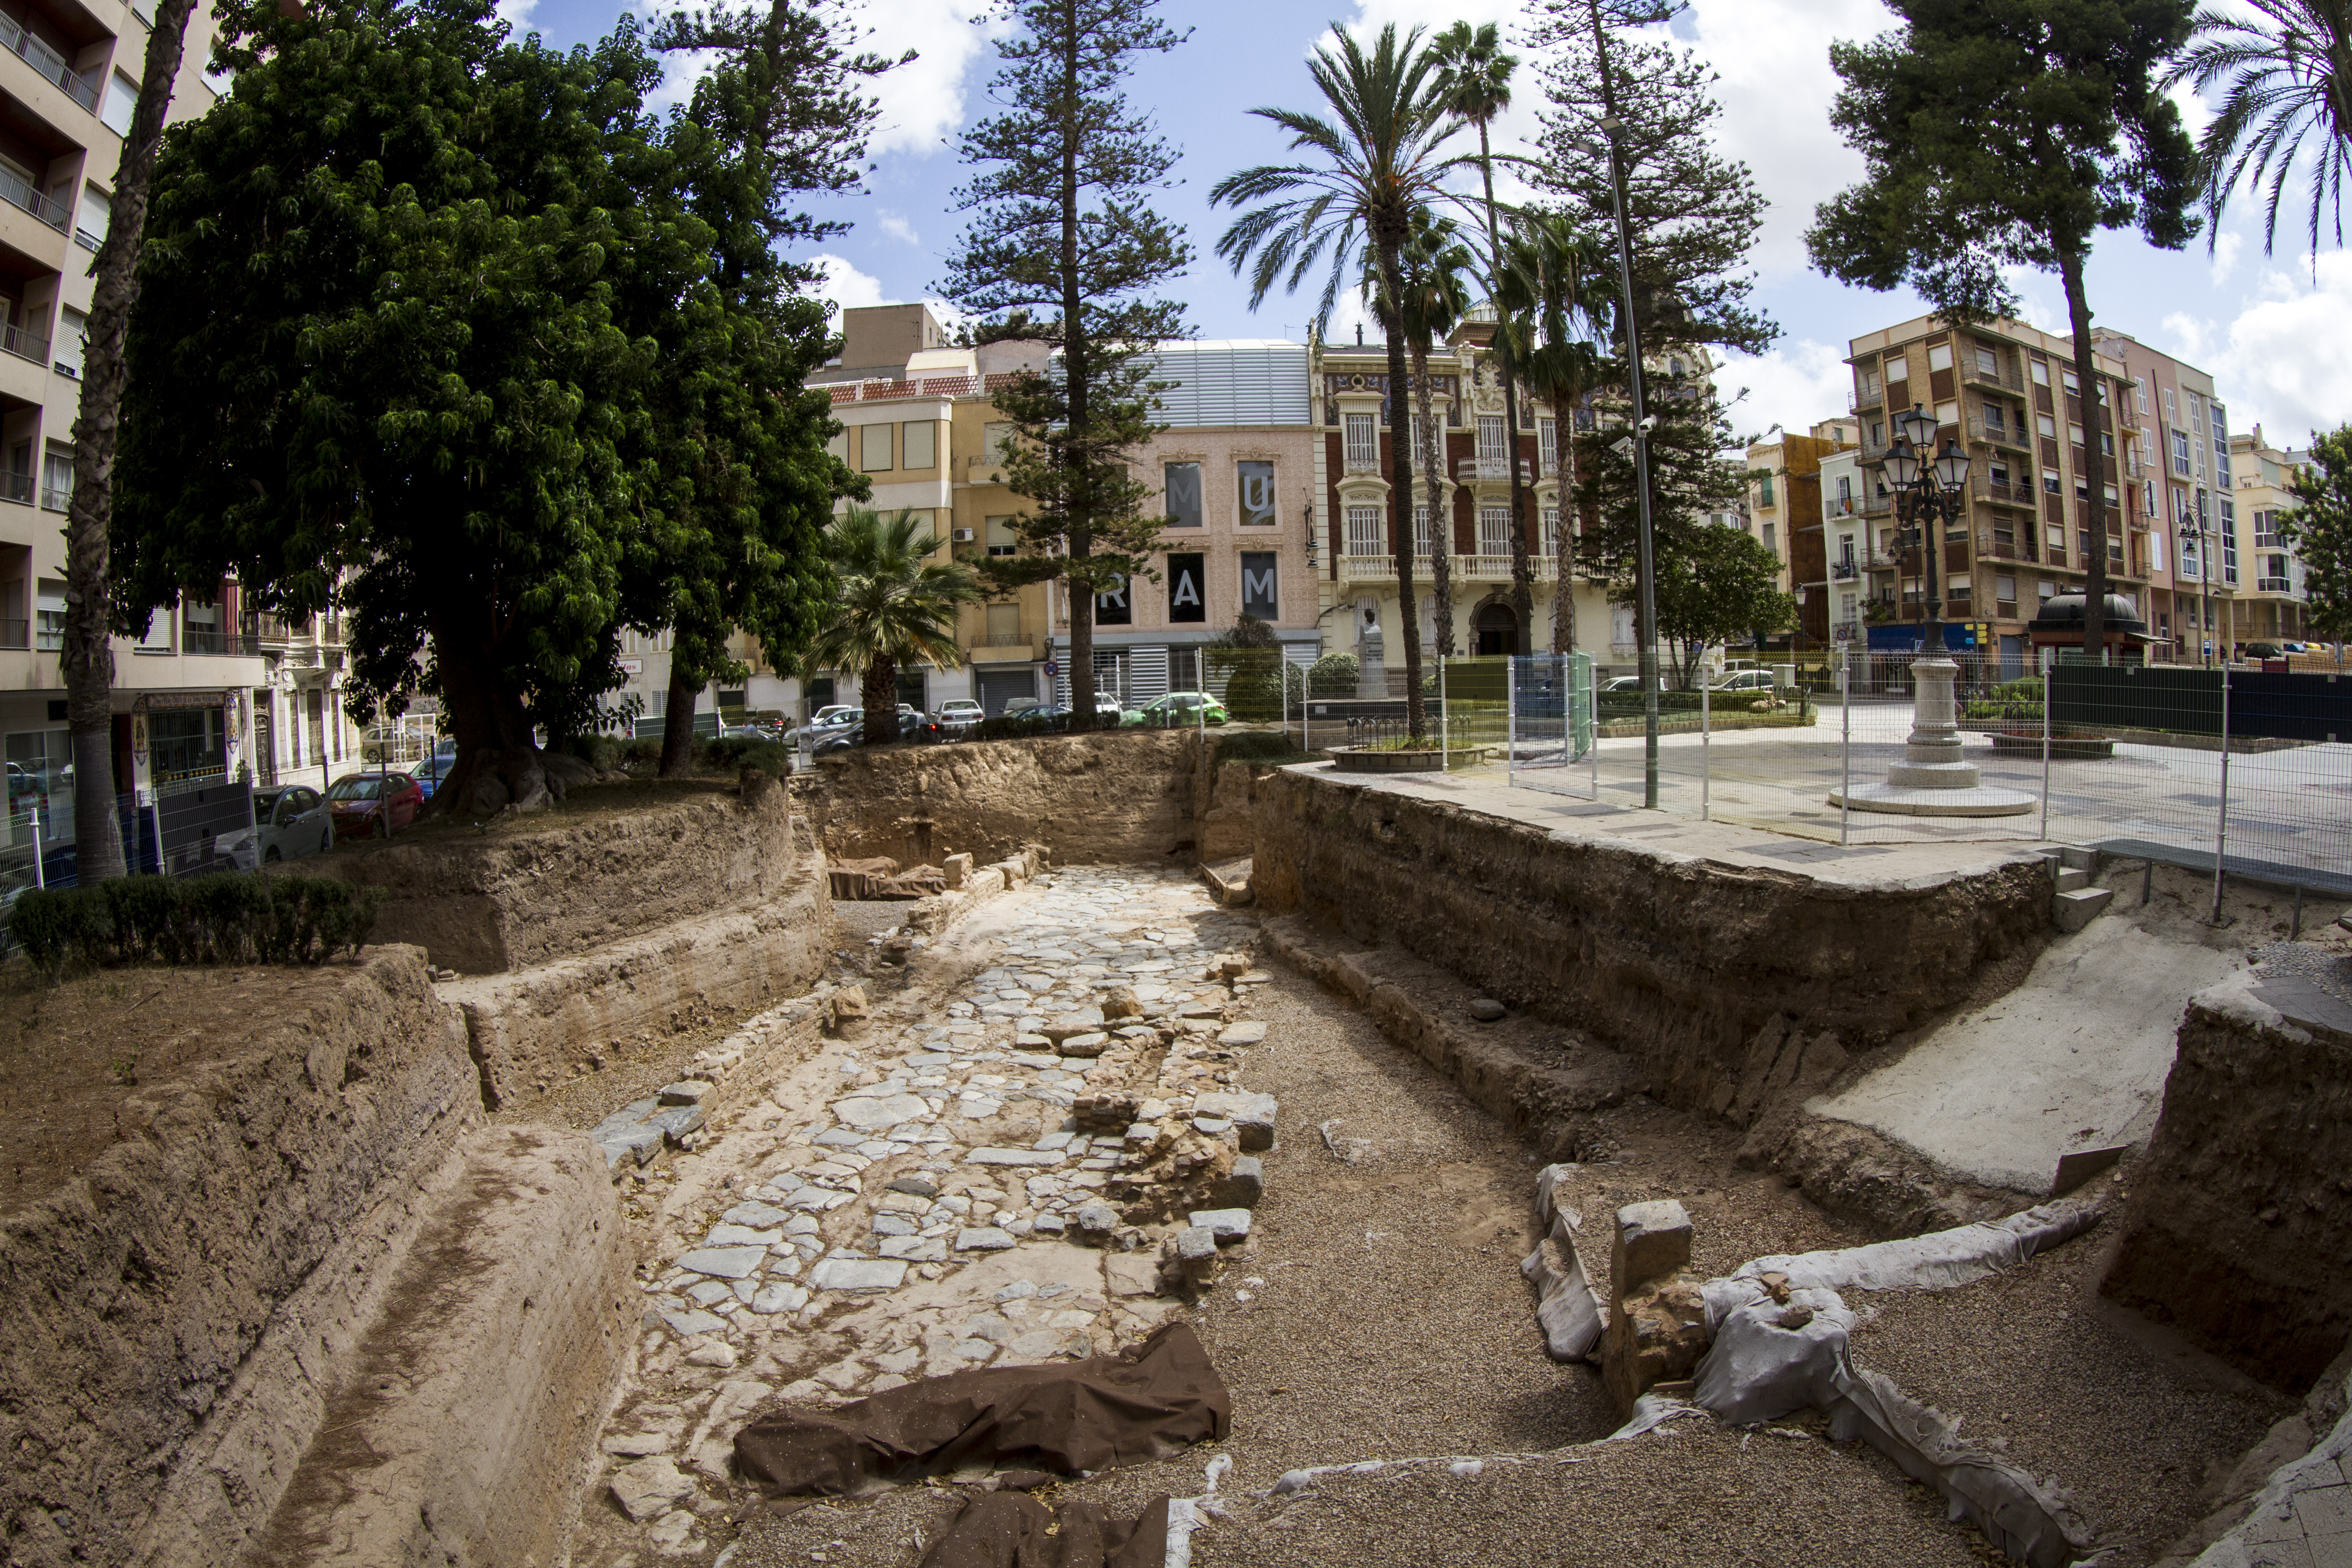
[1215,731,1310,766]
[8,873,387,977]
[1308,652,1361,696]
[2278,426,2352,644]
[802,506,984,745]
[1209,648,1294,722]
[939,0,1192,733]
[1647,526,1798,683]
[2164,1,2352,258]
[700,736,791,776]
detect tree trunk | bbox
[62,0,200,883]
[424,615,569,816]
[1058,2,1097,735]
[2058,244,2109,665]
[658,655,700,776]
[1413,345,1453,658]
[862,653,899,745]
[1478,122,1534,656]
[1376,245,1426,739]
[1553,486,1578,655]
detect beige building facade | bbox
[2225,425,2313,648]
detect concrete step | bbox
[2054,867,2091,894]
[2058,846,2097,872]
[2053,886,2114,932]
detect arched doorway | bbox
[1474,602,1518,657]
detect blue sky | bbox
[505,0,2352,451]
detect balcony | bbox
[1455,456,1532,486]
[0,17,99,113]
[1825,496,1858,519]
[0,470,25,505]
[1966,415,2031,452]
[0,321,47,367]
[1454,553,1558,582]
[1334,553,1560,583]
[1961,358,2026,394]
[1976,530,2024,561]
[39,485,64,511]
[181,627,261,657]
[1973,476,2037,508]
[1861,492,1892,517]
[1341,451,1383,476]
[1831,561,1859,580]
[0,165,67,234]
[2256,575,2297,595]
[1852,381,1882,411]
[0,617,22,648]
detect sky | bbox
[505,0,2352,453]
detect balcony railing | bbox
[1966,414,2031,451]
[1455,456,1532,485]
[0,18,99,113]
[0,470,26,505]
[1961,358,2026,394]
[2257,575,2297,594]
[1831,562,1859,580]
[1973,476,2036,507]
[0,617,24,649]
[181,627,261,657]
[0,165,68,232]
[824,372,1019,406]
[39,485,65,511]
[1335,553,1559,583]
[1976,531,2024,561]
[0,321,47,366]
[1341,451,1382,476]
[970,631,1030,647]
[1852,382,1882,410]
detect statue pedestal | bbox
[1356,629,1385,700]
[1829,655,2036,817]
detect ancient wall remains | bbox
[2103,970,2352,1393]
[1249,768,2050,1120]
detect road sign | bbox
[1043,660,1058,679]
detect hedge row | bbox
[6,873,388,977]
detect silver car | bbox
[249,784,334,863]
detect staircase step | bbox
[2059,846,2097,872]
[2054,867,2090,893]
[2053,886,2114,932]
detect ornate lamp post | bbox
[1832,403,2034,818]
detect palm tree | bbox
[1366,208,1476,657]
[1497,208,1613,655]
[802,506,983,745]
[2165,1,2352,257]
[1212,21,1466,739]
[1431,20,1534,653]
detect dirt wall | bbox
[0,951,476,1567]
[329,775,800,975]
[2102,970,2352,1392]
[800,730,1202,867]
[1249,768,2050,1121]
[450,815,834,1107]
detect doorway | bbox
[1474,603,1518,657]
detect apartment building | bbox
[1847,316,2149,673]
[2092,330,2234,661]
[1819,446,1868,644]
[1313,318,1620,670]
[1747,421,1859,646]
[0,2,371,838]
[2225,425,2313,647]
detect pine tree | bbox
[2280,426,2352,647]
[939,0,1192,730]
[1807,0,2197,659]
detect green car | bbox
[1121,691,1229,727]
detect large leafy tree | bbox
[633,0,897,774]
[1807,0,2198,660]
[939,0,1191,730]
[1213,22,1465,738]
[802,506,984,743]
[58,0,202,881]
[2165,0,2352,259]
[116,1,717,814]
[2279,425,2352,645]
[1431,20,1538,653]
[1364,208,1474,657]
[1652,524,1797,687]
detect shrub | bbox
[1214,656,1288,722]
[5,872,388,977]
[1215,731,1306,766]
[566,734,626,772]
[620,737,663,767]
[1307,651,1358,696]
[701,736,792,776]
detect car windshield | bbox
[329,778,383,801]
[255,789,287,813]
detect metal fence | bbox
[1492,647,2351,897]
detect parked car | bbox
[1710,670,1777,694]
[326,771,425,840]
[5,762,42,806]
[934,698,985,735]
[1599,675,1656,695]
[1122,691,1229,727]
[414,745,459,800]
[810,705,856,726]
[242,784,335,863]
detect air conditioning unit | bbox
[951,528,976,542]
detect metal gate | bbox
[977,668,1037,715]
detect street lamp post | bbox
[1830,402,2034,818]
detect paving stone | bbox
[685,1341,738,1369]
[810,1258,909,1293]
[722,1201,792,1228]
[1058,1032,1110,1058]
[1175,1225,1218,1262]
[705,1224,782,1248]
[610,1454,695,1521]
[1102,1254,1162,1298]
[598,1127,666,1168]
[957,1226,1018,1252]
[1009,1328,1093,1360]
[685,1279,735,1308]
[657,1080,712,1106]
[1030,1212,1068,1238]
[1044,1008,1106,1042]
[1187,1208,1252,1244]
[1216,1023,1268,1047]
[1074,1203,1119,1236]
[646,1105,707,1143]
[1193,1091,1277,1151]
[967,1147,1064,1167]
[880,1235,949,1262]
[872,1213,917,1237]
[679,1246,768,1280]
[601,1432,671,1458]
[834,1093,931,1130]
[589,1100,660,1142]
[659,1308,728,1337]
[812,1128,866,1149]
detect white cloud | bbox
[1713,338,1856,438]
[862,0,1000,157]
[493,0,537,33]
[806,254,893,324]
[876,210,920,245]
[2162,252,2352,442]
[2210,230,2243,285]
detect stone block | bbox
[943,853,975,890]
[1600,1275,1711,1414]
[956,1227,1018,1252]
[679,1246,767,1280]
[1213,1155,1264,1209]
[1611,1200,1692,1299]
[1101,987,1143,1020]
[598,1126,665,1169]
[1217,1022,1268,1047]
[646,1105,707,1144]
[1187,1208,1252,1244]
[657,1081,710,1106]
[1058,1032,1110,1058]
[809,1258,908,1293]
[1196,1090,1276,1151]
[1044,1008,1105,1042]
[2054,886,2114,932]
[610,1455,694,1522]
[1102,1254,1162,1298]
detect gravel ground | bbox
[2251,939,2352,1004]
[1852,1222,2293,1566]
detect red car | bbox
[326,771,424,840]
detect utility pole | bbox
[1588,0,1660,808]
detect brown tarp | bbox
[828,856,901,900]
[734,1323,1230,1497]
[917,1494,1170,1568]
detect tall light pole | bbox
[2181,507,2214,667]
[1878,402,1970,659]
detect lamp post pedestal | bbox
[1832,647,2036,817]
